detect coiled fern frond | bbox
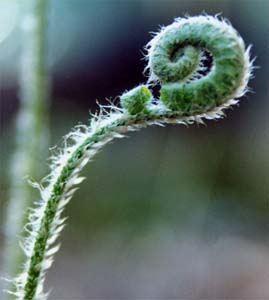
[9,15,253,300]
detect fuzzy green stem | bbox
[16,102,235,300]
[10,15,252,300]
[4,0,49,289]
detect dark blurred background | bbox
[0,0,269,299]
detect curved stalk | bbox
[12,103,236,300]
[9,15,252,300]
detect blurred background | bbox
[0,0,268,299]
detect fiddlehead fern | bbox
[9,15,253,300]
[146,15,251,113]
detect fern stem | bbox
[17,106,233,300]
[10,15,252,300]
[4,0,49,288]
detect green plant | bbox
[8,15,252,300]
[4,0,49,291]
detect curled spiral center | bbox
[152,43,202,83]
[170,46,189,62]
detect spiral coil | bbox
[121,16,251,115]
